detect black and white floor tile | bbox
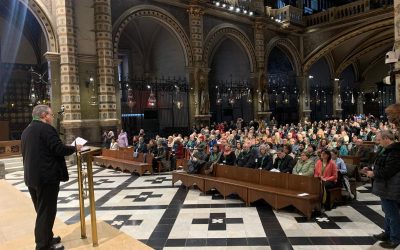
[4,160,399,250]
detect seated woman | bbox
[170,137,184,171]
[314,149,338,210]
[234,142,243,158]
[110,138,119,150]
[256,144,273,170]
[219,144,236,165]
[204,144,222,174]
[292,152,314,176]
[331,149,354,199]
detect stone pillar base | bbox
[302,109,312,122]
[0,161,5,179]
[257,111,272,121]
[194,114,211,127]
[334,109,343,119]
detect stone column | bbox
[332,78,343,118]
[253,18,270,121]
[357,95,364,114]
[56,0,81,143]
[94,0,119,130]
[187,3,210,126]
[298,75,312,121]
[395,0,400,102]
[44,52,62,130]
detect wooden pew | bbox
[93,148,153,176]
[341,155,361,200]
[172,165,322,219]
[248,171,321,219]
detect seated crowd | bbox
[101,114,393,209]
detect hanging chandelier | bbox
[28,67,49,106]
[228,89,235,105]
[127,88,136,111]
[87,75,98,106]
[147,89,157,107]
[246,89,252,103]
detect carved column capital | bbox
[187,5,204,17]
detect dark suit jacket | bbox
[256,154,273,170]
[21,120,76,188]
[273,154,295,173]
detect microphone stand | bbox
[57,109,65,136]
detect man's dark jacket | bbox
[236,150,256,168]
[22,120,76,188]
[273,154,295,173]
[372,142,400,201]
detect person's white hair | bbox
[32,105,50,119]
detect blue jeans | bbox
[381,198,400,244]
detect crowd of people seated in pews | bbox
[100,114,393,209]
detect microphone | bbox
[57,105,65,115]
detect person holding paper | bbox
[21,105,82,250]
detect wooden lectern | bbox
[76,146,102,247]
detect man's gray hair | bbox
[32,105,50,119]
[379,130,395,141]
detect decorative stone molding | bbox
[303,19,393,73]
[19,0,58,53]
[187,5,204,64]
[56,0,81,121]
[187,5,204,17]
[95,0,117,121]
[113,5,193,67]
[265,37,302,75]
[203,24,257,72]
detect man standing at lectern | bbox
[21,105,82,250]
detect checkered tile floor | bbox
[3,158,394,250]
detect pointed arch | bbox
[265,37,301,74]
[203,24,256,73]
[112,5,193,67]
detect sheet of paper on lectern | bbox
[297,193,309,197]
[71,137,87,146]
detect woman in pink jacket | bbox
[117,129,129,148]
[314,149,338,210]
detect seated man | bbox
[152,139,169,171]
[187,144,208,174]
[272,147,295,173]
[236,143,256,168]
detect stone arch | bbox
[18,0,58,53]
[203,24,257,73]
[303,18,393,73]
[265,37,302,75]
[361,54,385,80]
[335,36,393,77]
[113,5,193,67]
[325,52,335,78]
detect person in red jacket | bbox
[314,149,338,210]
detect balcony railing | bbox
[266,0,393,28]
[268,5,304,26]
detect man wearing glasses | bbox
[21,105,82,250]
